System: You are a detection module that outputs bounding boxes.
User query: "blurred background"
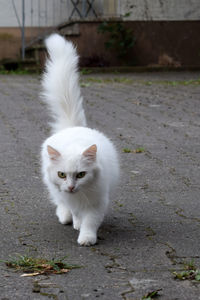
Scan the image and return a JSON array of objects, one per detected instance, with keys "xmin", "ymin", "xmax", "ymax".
[{"xmin": 0, "ymin": 0, "xmax": 200, "ymax": 70}]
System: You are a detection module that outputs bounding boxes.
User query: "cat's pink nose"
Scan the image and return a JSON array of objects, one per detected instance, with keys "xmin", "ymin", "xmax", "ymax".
[{"xmin": 68, "ymin": 186, "xmax": 75, "ymax": 192}]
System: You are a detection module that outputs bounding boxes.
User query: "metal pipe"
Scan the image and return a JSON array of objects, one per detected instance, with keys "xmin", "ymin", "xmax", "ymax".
[
  {"xmin": 45, "ymin": 0, "xmax": 48, "ymax": 27},
  {"xmin": 21, "ymin": 0, "xmax": 25, "ymax": 60},
  {"xmin": 53, "ymin": 0, "xmax": 55, "ymax": 26},
  {"xmin": 82, "ymin": 0, "xmax": 86, "ymax": 18},
  {"xmin": 38, "ymin": 0, "xmax": 40, "ymax": 27},
  {"xmin": 31, "ymin": 0, "xmax": 33, "ymax": 27}
]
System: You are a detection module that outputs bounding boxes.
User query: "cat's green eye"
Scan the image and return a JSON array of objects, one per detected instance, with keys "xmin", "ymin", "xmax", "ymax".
[
  {"xmin": 58, "ymin": 171, "xmax": 67, "ymax": 179},
  {"xmin": 76, "ymin": 171, "xmax": 86, "ymax": 179}
]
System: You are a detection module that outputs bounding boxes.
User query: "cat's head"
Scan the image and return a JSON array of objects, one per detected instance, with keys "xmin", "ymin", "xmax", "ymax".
[{"xmin": 46, "ymin": 144, "xmax": 98, "ymax": 193}]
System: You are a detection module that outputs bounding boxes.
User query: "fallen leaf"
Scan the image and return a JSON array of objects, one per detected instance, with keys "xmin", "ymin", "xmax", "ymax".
[
  {"xmin": 21, "ymin": 272, "xmax": 40, "ymax": 277},
  {"xmin": 60, "ymin": 269, "xmax": 69, "ymax": 273}
]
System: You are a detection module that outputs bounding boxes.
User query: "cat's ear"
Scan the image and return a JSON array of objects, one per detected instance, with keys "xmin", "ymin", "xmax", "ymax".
[
  {"xmin": 83, "ymin": 144, "xmax": 97, "ymax": 162},
  {"xmin": 47, "ymin": 145, "xmax": 61, "ymax": 161}
]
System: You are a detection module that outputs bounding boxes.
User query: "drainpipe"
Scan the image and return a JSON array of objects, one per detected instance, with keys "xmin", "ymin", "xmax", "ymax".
[
  {"xmin": 21, "ymin": 0, "xmax": 25, "ymax": 60},
  {"xmin": 82, "ymin": 0, "xmax": 86, "ymax": 18}
]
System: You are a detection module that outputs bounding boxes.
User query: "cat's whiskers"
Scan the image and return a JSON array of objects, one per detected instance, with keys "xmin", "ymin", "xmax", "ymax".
[{"xmin": 84, "ymin": 185, "xmax": 96, "ymax": 192}]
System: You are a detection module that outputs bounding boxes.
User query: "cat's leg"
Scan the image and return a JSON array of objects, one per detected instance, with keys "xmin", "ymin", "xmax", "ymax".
[
  {"xmin": 77, "ymin": 210, "xmax": 104, "ymax": 246},
  {"xmin": 72, "ymin": 215, "xmax": 81, "ymax": 231},
  {"xmin": 56, "ymin": 203, "xmax": 72, "ymax": 225},
  {"xmin": 48, "ymin": 185, "xmax": 72, "ymax": 225}
]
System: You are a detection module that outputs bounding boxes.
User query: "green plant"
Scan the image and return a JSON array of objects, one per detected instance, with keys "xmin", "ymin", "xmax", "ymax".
[
  {"xmin": 81, "ymin": 68, "xmax": 92, "ymax": 75},
  {"xmin": 98, "ymin": 21, "xmax": 135, "ymax": 59},
  {"xmin": 122, "ymin": 148, "xmax": 132, "ymax": 153},
  {"xmin": 0, "ymin": 65, "xmax": 32, "ymax": 75},
  {"xmin": 142, "ymin": 289, "xmax": 162, "ymax": 299},
  {"xmin": 134, "ymin": 147, "xmax": 145, "ymax": 153},
  {"xmin": 173, "ymin": 269, "xmax": 200, "ymax": 281},
  {"xmin": 122, "ymin": 147, "xmax": 145, "ymax": 153},
  {"xmin": 0, "ymin": 254, "xmax": 80, "ymax": 276},
  {"xmin": 172, "ymin": 260, "xmax": 200, "ymax": 282}
]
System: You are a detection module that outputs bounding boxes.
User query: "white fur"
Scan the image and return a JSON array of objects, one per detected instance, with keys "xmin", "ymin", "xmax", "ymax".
[
  {"xmin": 41, "ymin": 34, "xmax": 119, "ymax": 246},
  {"xmin": 41, "ymin": 33, "xmax": 86, "ymax": 133}
]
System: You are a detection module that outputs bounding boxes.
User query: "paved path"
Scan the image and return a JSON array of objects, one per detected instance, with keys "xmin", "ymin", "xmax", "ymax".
[{"xmin": 0, "ymin": 72, "xmax": 200, "ymax": 299}]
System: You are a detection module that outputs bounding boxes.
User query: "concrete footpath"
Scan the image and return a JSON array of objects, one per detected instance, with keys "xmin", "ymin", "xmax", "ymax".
[{"xmin": 0, "ymin": 72, "xmax": 200, "ymax": 299}]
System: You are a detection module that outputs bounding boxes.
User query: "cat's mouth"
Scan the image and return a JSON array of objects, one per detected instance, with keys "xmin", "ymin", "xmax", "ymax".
[
  {"xmin": 67, "ymin": 190, "xmax": 75, "ymax": 194},
  {"xmin": 65, "ymin": 187, "xmax": 77, "ymax": 194}
]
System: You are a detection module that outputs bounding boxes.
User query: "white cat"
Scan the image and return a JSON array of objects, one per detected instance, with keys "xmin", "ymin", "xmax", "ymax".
[{"xmin": 41, "ymin": 34, "xmax": 119, "ymax": 246}]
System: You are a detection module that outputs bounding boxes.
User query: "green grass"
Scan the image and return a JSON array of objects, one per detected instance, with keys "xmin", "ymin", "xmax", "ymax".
[
  {"xmin": 0, "ymin": 254, "xmax": 80, "ymax": 276},
  {"xmin": 141, "ymin": 289, "xmax": 162, "ymax": 299},
  {"xmin": 0, "ymin": 68, "xmax": 33, "ymax": 75},
  {"xmin": 80, "ymin": 82, "xmax": 91, "ymax": 88},
  {"xmin": 81, "ymin": 68, "xmax": 93, "ymax": 75},
  {"xmin": 172, "ymin": 260, "xmax": 200, "ymax": 282},
  {"xmin": 122, "ymin": 148, "xmax": 132, "ymax": 153},
  {"xmin": 80, "ymin": 76, "xmax": 200, "ymax": 86},
  {"xmin": 122, "ymin": 147, "xmax": 145, "ymax": 153},
  {"xmin": 81, "ymin": 77, "xmax": 133, "ymax": 85},
  {"xmin": 134, "ymin": 147, "xmax": 145, "ymax": 153},
  {"xmin": 173, "ymin": 269, "xmax": 200, "ymax": 281},
  {"xmin": 1, "ymin": 68, "xmax": 199, "ymax": 87},
  {"xmin": 144, "ymin": 79, "xmax": 200, "ymax": 86}
]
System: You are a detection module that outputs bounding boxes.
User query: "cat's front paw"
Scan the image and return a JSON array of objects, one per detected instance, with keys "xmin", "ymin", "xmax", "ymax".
[
  {"xmin": 73, "ymin": 221, "xmax": 81, "ymax": 231},
  {"xmin": 56, "ymin": 206, "xmax": 72, "ymax": 225},
  {"xmin": 77, "ymin": 232, "xmax": 97, "ymax": 246},
  {"xmin": 73, "ymin": 216, "xmax": 81, "ymax": 231}
]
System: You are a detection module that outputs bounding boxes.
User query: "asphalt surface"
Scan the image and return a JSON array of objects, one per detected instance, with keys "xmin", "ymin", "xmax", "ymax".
[{"xmin": 0, "ymin": 72, "xmax": 200, "ymax": 300}]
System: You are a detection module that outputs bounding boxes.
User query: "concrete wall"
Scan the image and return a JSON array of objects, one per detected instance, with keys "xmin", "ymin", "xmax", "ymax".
[
  {"xmin": 67, "ymin": 21, "xmax": 200, "ymax": 68},
  {"xmin": 0, "ymin": 0, "xmax": 199, "ymax": 28},
  {"xmin": 0, "ymin": 0, "xmax": 105, "ymax": 27},
  {"xmin": 0, "ymin": 27, "xmax": 49, "ymax": 61},
  {"xmin": 1, "ymin": 20, "xmax": 200, "ymax": 67},
  {"xmin": 0, "ymin": 0, "xmax": 199, "ymax": 65},
  {"xmin": 121, "ymin": 0, "xmax": 200, "ymax": 21},
  {"xmin": 0, "ymin": 0, "xmax": 70, "ymax": 27}
]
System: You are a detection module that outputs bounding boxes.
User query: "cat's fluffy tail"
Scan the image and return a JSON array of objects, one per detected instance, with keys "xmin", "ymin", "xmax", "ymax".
[{"xmin": 41, "ymin": 33, "xmax": 86, "ymax": 132}]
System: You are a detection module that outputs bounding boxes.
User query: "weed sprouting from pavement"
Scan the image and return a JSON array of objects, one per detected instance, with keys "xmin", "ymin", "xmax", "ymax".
[
  {"xmin": 122, "ymin": 148, "xmax": 132, "ymax": 153},
  {"xmin": 0, "ymin": 254, "xmax": 81, "ymax": 276},
  {"xmin": 172, "ymin": 260, "xmax": 200, "ymax": 282},
  {"xmin": 141, "ymin": 288, "xmax": 162, "ymax": 299},
  {"xmin": 122, "ymin": 147, "xmax": 145, "ymax": 153}
]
